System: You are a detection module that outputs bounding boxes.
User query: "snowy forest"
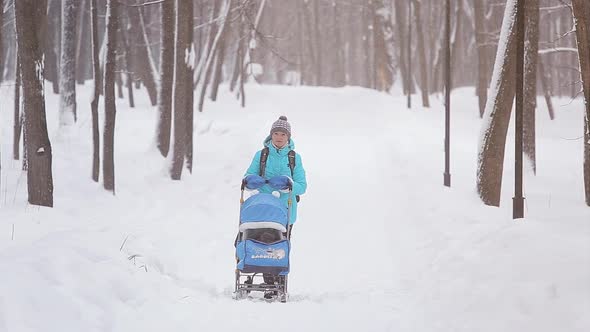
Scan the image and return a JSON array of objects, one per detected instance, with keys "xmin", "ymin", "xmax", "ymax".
[{"xmin": 0, "ymin": 0, "xmax": 589, "ymax": 331}]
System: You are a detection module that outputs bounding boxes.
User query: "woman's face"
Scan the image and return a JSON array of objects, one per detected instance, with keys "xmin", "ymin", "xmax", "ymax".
[{"xmin": 271, "ymin": 131, "xmax": 288, "ymax": 148}]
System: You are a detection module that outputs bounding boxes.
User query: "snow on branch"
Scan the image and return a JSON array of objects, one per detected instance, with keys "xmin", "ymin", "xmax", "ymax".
[
  {"xmin": 538, "ymin": 47, "xmax": 578, "ymax": 55},
  {"xmin": 116, "ymin": 0, "xmax": 171, "ymax": 7}
]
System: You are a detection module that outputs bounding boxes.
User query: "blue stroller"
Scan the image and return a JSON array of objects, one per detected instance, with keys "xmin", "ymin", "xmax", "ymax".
[{"xmin": 234, "ymin": 176, "xmax": 293, "ymax": 302}]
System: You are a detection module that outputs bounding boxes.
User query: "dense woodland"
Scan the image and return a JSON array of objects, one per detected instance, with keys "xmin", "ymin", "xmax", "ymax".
[{"xmin": 0, "ymin": 0, "xmax": 588, "ymax": 209}]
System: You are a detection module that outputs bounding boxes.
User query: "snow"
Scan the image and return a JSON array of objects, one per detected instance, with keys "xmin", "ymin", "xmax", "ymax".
[
  {"xmin": 185, "ymin": 44, "xmax": 196, "ymax": 70},
  {"xmin": 0, "ymin": 82, "xmax": 589, "ymax": 332}
]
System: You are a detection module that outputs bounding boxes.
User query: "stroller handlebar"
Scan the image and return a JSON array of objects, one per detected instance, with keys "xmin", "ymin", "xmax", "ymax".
[{"xmin": 242, "ymin": 175, "xmax": 293, "ymax": 192}]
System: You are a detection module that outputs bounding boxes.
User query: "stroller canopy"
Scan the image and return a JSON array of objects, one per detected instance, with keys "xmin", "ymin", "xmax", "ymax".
[{"xmin": 240, "ymin": 193, "xmax": 288, "ymax": 230}]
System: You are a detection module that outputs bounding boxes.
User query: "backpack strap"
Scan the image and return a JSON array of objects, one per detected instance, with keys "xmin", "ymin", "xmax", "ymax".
[
  {"xmin": 259, "ymin": 147, "xmax": 270, "ymax": 177},
  {"xmin": 288, "ymin": 150, "xmax": 301, "ymax": 202},
  {"xmin": 288, "ymin": 150, "xmax": 296, "ymax": 177}
]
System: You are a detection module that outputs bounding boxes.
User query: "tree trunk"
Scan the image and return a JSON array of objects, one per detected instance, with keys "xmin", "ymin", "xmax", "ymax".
[
  {"xmin": 230, "ymin": 2, "xmax": 248, "ymax": 92},
  {"xmin": 15, "ymin": 0, "xmax": 54, "ymax": 207},
  {"xmin": 474, "ymin": 0, "xmax": 488, "ymax": 118},
  {"xmin": 345, "ymin": 2, "xmax": 357, "ymax": 85},
  {"xmin": 450, "ymin": 0, "xmax": 464, "ymax": 77},
  {"xmin": 229, "ymin": 43, "xmax": 241, "ymax": 92},
  {"xmin": 59, "ymin": 0, "xmax": 79, "ymax": 126},
  {"xmin": 301, "ymin": 0, "xmax": 317, "ymax": 86},
  {"xmin": 394, "ymin": 0, "xmax": 410, "ymax": 94},
  {"xmin": 183, "ymin": 0, "xmax": 195, "ymax": 174},
  {"xmin": 126, "ymin": 1, "xmax": 157, "ymax": 106},
  {"xmin": 372, "ymin": 0, "xmax": 395, "ymax": 92},
  {"xmin": 407, "ymin": 0, "xmax": 412, "ymax": 107},
  {"xmin": 119, "ymin": 18, "xmax": 135, "ymax": 108},
  {"xmin": 209, "ymin": 40, "xmax": 227, "ymax": 102},
  {"xmin": 412, "ymin": 0, "xmax": 430, "ymax": 107},
  {"xmin": 332, "ymin": 2, "xmax": 345, "ymax": 87},
  {"xmin": 198, "ymin": 0, "xmax": 231, "ymax": 112},
  {"xmin": 103, "ymin": 0, "xmax": 118, "ymax": 193},
  {"xmin": 156, "ymin": 0, "xmax": 175, "ymax": 157},
  {"xmin": 44, "ymin": 0, "xmax": 60, "ymax": 94},
  {"xmin": 312, "ymin": 0, "xmax": 322, "ymax": 85},
  {"xmin": 14, "ymin": 55, "xmax": 22, "ymax": 160},
  {"xmin": 0, "ymin": 0, "xmax": 4, "ymax": 82},
  {"xmin": 210, "ymin": 1, "xmax": 234, "ymax": 102},
  {"xmin": 477, "ymin": 0, "xmax": 518, "ymax": 207},
  {"xmin": 238, "ymin": 5, "xmax": 248, "ymax": 107},
  {"xmin": 90, "ymin": 0, "xmax": 100, "ymax": 182},
  {"xmin": 537, "ymin": 59, "xmax": 555, "ymax": 120},
  {"xmin": 362, "ymin": 2, "xmax": 373, "ymax": 89},
  {"xmin": 523, "ymin": 0, "xmax": 539, "ymax": 174},
  {"xmin": 195, "ymin": 0, "xmax": 222, "ymax": 85},
  {"xmin": 430, "ymin": 25, "xmax": 445, "ymax": 94},
  {"xmin": 571, "ymin": 0, "xmax": 590, "ymax": 206},
  {"xmin": 116, "ymin": 71, "xmax": 124, "ymax": 99},
  {"xmin": 76, "ymin": 0, "xmax": 88, "ymax": 84},
  {"xmin": 170, "ymin": 0, "xmax": 194, "ymax": 180}
]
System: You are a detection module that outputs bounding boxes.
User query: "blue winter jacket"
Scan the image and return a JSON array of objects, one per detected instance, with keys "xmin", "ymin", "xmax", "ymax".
[{"xmin": 245, "ymin": 136, "xmax": 307, "ymax": 224}]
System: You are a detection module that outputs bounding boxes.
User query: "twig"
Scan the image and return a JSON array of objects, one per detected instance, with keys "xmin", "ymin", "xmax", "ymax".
[
  {"xmin": 560, "ymin": 135, "xmax": 584, "ymax": 141},
  {"xmin": 119, "ymin": 234, "xmax": 130, "ymax": 251}
]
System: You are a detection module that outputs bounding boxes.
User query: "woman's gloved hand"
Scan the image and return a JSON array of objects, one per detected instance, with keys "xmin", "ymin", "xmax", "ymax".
[
  {"xmin": 243, "ymin": 174, "xmax": 266, "ymax": 189},
  {"xmin": 268, "ymin": 175, "xmax": 293, "ymax": 192}
]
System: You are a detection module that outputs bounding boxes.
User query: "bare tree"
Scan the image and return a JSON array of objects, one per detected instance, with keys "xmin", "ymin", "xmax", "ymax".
[
  {"xmin": 210, "ymin": 0, "xmax": 235, "ymax": 102},
  {"xmin": 45, "ymin": 0, "xmax": 61, "ymax": 94},
  {"xmin": 372, "ymin": 0, "xmax": 395, "ymax": 92},
  {"xmin": 126, "ymin": 1, "xmax": 158, "ymax": 106},
  {"xmin": 195, "ymin": 0, "xmax": 222, "ymax": 85},
  {"xmin": 474, "ymin": 0, "xmax": 488, "ymax": 117},
  {"xmin": 198, "ymin": 0, "xmax": 232, "ymax": 112},
  {"xmin": 75, "ymin": 0, "xmax": 89, "ymax": 84},
  {"xmin": 170, "ymin": 0, "xmax": 195, "ymax": 180},
  {"xmin": 156, "ymin": 0, "xmax": 175, "ymax": 157},
  {"xmin": 477, "ymin": 0, "xmax": 518, "ymax": 207},
  {"xmin": 90, "ymin": 0, "xmax": 100, "ymax": 182},
  {"xmin": 523, "ymin": 0, "xmax": 539, "ymax": 173},
  {"xmin": 412, "ymin": 0, "xmax": 430, "ymax": 107},
  {"xmin": 230, "ymin": 0, "xmax": 250, "ymax": 96},
  {"xmin": 59, "ymin": 0, "xmax": 79, "ymax": 126},
  {"xmin": 571, "ymin": 0, "xmax": 590, "ymax": 206},
  {"xmin": 119, "ymin": 14, "xmax": 135, "ymax": 108},
  {"xmin": 13, "ymin": 55, "xmax": 22, "ymax": 160},
  {"xmin": 537, "ymin": 59, "xmax": 555, "ymax": 120},
  {"xmin": 15, "ymin": 0, "xmax": 54, "ymax": 207},
  {"xmin": 394, "ymin": 0, "xmax": 410, "ymax": 94},
  {"xmin": 103, "ymin": 0, "xmax": 119, "ymax": 193},
  {"xmin": 332, "ymin": 1, "xmax": 345, "ymax": 87},
  {"xmin": 312, "ymin": 0, "xmax": 322, "ymax": 85},
  {"xmin": 0, "ymin": 0, "xmax": 4, "ymax": 82}
]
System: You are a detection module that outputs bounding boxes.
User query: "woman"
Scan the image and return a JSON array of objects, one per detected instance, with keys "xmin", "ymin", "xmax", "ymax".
[{"xmin": 244, "ymin": 115, "xmax": 307, "ymax": 229}]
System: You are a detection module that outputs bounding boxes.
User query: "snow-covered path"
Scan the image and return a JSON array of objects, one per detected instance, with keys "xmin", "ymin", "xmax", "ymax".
[{"xmin": 1, "ymin": 84, "xmax": 589, "ymax": 332}]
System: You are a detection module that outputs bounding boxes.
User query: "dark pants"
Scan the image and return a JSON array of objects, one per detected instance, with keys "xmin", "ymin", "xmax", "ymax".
[{"xmin": 263, "ymin": 225, "xmax": 293, "ymax": 285}]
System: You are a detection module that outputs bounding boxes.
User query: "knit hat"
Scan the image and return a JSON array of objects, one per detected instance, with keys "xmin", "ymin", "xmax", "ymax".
[{"xmin": 270, "ymin": 116, "xmax": 291, "ymax": 137}]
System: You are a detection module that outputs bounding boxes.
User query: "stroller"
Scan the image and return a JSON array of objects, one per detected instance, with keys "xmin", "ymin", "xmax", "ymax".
[{"xmin": 234, "ymin": 176, "xmax": 293, "ymax": 303}]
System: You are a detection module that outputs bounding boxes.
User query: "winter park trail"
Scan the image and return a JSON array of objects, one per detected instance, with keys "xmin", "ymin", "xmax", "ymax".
[{"xmin": 0, "ymin": 84, "xmax": 588, "ymax": 332}]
